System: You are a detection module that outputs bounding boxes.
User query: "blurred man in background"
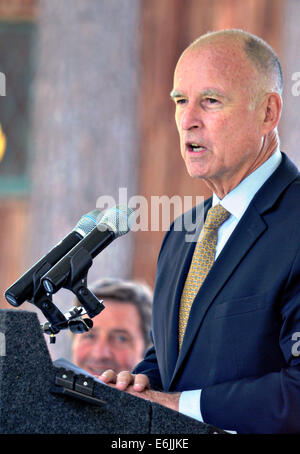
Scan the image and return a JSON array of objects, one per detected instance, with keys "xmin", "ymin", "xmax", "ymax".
[{"xmin": 72, "ymin": 278, "xmax": 152, "ymax": 375}]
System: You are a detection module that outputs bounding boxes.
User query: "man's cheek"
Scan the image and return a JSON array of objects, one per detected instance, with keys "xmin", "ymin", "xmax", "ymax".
[
  {"xmin": 175, "ymin": 113, "xmax": 183, "ymax": 134},
  {"xmin": 74, "ymin": 345, "xmax": 89, "ymax": 364}
]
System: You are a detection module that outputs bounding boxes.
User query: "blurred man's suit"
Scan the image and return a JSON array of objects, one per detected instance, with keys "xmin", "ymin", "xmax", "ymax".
[{"xmin": 134, "ymin": 152, "xmax": 300, "ymax": 433}]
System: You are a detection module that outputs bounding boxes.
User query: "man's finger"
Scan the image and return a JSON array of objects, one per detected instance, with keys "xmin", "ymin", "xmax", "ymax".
[
  {"xmin": 98, "ymin": 369, "xmax": 117, "ymax": 384},
  {"xmin": 115, "ymin": 371, "xmax": 135, "ymax": 390},
  {"xmin": 132, "ymin": 373, "xmax": 150, "ymax": 392}
]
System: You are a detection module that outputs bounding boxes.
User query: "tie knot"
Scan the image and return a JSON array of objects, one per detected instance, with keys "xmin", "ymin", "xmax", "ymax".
[{"xmin": 204, "ymin": 204, "xmax": 230, "ymax": 230}]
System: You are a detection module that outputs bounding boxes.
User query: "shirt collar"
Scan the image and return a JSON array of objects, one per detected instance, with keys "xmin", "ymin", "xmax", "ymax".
[{"xmin": 212, "ymin": 148, "xmax": 282, "ymax": 221}]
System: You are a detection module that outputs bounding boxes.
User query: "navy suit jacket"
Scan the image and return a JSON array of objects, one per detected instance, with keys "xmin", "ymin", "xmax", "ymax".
[{"xmin": 133, "ymin": 152, "xmax": 300, "ymax": 433}]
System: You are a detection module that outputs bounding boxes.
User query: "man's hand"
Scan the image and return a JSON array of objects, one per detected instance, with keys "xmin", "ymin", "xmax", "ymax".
[
  {"xmin": 99, "ymin": 370, "xmax": 181, "ymax": 412},
  {"xmin": 99, "ymin": 369, "xmax": 150, "ymax": 392}
]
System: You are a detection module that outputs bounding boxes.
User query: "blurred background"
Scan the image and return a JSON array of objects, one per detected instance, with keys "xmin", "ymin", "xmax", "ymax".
[{"xmin": 0, "ymin": 0, "xmax": 299, "ymax": 360}]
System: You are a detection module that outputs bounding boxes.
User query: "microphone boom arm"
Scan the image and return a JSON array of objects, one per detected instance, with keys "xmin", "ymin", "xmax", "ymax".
[{"xmin": 33, "ymin": 247, "xmax": 105, "ymax": 343}]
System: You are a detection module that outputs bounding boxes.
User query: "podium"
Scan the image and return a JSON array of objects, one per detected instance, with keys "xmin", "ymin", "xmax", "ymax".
[{"xmin": 0, "ymin": 309, "xmax": 224, "ymax": 434}]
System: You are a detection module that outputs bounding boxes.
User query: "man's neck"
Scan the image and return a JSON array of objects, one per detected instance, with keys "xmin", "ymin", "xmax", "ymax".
[{"xmin": 204, "ymin": 132, "xmax": 280, "ymax": 199}]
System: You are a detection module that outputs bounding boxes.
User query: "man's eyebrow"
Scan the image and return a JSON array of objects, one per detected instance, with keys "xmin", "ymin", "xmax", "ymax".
[
  {"xmin": 201, "ymin": 88, "xmax": 226, "ymax": 98},
  {"xmin": 170, "ymin": 88, "xmax": 226, "ymax": 99},
  {"xmin": 170, "ymin": 89, "xmax": 184, "ymax": 99},
  {"xmin": 109, "ymin": 329, "xmax": 131, "ymax": 336},
  {"xmin": 110, "ymin": 329, "xmax": 132, "ymax": 339}
]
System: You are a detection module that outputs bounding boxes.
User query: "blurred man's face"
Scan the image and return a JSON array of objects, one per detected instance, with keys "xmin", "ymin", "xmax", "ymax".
[{"xmin": 72, "ymin": 299, "xmax": 145, "ymax": 375}]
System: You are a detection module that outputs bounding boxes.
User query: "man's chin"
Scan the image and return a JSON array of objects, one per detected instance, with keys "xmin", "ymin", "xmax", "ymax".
[
  {"xmin": 187, "ymin": 168, "xmax": 207, "ymax": 179},
  {"xmin": 185, "ymin": 161, "xmax": 208, "ymax": 179}
]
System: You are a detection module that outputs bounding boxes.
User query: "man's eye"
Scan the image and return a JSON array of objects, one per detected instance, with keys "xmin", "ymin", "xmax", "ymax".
[
  {"xmin": 175, "ymin": 98, "xmax": 187, "ymax": 105},
  {"xmin": 204, "ymin": 97, "xmax": 219, "ymax": 104},
  {"xmin": 110, "ymin": 333, "xmax": 131, "ymax": 347}
]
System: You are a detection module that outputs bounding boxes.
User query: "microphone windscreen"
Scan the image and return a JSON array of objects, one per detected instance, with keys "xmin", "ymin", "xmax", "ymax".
[{"xmin": 99, "ymin": 205, "xmax": 136, "ymax": 237}]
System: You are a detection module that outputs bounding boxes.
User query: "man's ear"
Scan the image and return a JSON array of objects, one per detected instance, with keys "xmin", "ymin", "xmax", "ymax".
[{"xmin": 261, "ymin": 92, "xmax": 282, "ymax": 135}]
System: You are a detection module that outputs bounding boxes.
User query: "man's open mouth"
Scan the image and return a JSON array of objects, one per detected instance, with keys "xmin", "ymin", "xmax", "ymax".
[{"xmin": 187, "ymin": 142, "xmax": 206, "ymax": 152}]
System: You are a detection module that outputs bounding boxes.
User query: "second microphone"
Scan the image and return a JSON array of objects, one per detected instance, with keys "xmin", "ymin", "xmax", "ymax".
[{"xmin": 42, "ymin": 205, "xmax": 135, "ymax": 294}]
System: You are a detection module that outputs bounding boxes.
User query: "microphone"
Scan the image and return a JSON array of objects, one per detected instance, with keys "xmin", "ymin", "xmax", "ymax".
[
  {"xmin": 42, "ymin": 205, "xmax": 135, "ymax": 295},
  {"xmin": 5, "ymin": 209, "xmax": 102, "ymax": 307}
]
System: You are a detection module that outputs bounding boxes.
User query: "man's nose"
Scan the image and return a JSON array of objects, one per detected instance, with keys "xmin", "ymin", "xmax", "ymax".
[
  {"xmin": 181, "ymin": 104, "xmax": 203, "ymax": 130},
  {"xmin": 91, "ymin": 337, "xmax": 113, "ymax": 359}
]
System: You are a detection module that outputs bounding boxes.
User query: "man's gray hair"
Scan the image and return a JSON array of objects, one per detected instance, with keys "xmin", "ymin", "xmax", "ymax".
[{"xmin": 75, "ymin": 278, "xmax": 153, "ymax": 351}]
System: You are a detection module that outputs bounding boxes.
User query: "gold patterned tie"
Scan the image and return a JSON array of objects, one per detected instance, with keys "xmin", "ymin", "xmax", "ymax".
[{"xmin": 178, "ymin": 204, "xmax": 230, "ymax": 349}]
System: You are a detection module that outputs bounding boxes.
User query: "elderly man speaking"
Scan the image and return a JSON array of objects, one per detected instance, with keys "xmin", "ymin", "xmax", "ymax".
[{"xmin": 100, "ymin": 29, "xmax": 300, "ymax": 434}]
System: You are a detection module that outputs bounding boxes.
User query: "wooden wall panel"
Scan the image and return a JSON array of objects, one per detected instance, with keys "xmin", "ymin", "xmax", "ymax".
[
  {"xmin": 0, "ymin": 199, "xmax": 29, "ymax": 308},
  {"xmin": 0, "ymin": 0, "xmax": 37, "ymax": 308},
  {"xmin": 0, "ymin": 0, "xmax": 38, "ymax": 20},
  {"xmin": 133, "ymin": 0, "xmax": 285, "ymax": 288}
]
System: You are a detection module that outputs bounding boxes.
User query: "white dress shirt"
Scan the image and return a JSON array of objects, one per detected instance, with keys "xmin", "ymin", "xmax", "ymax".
[{"xmin": 178, "ymin": 149, "xmax": 282, "ymax": 424}]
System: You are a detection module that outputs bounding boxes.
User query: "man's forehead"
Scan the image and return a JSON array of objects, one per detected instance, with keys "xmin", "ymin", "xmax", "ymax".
[
  {"xmin": 176, "ymin": 42, "xmax": 249, "ymax": 74},
  {"xmin": 173, "ymin": 42, "xmax": 257, "ymax": 95}
]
